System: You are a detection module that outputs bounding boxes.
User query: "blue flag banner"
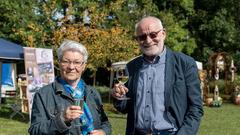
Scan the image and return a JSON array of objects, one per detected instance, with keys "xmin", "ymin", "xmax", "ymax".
[{"xmin": 1, "ymin": 63, "xmax": 13, "ymax": 86}]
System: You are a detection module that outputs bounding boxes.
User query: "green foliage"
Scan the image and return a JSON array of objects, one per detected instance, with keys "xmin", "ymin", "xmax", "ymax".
[
  {"xmin": 0, "ymin": 0, "xmax": 141, "ymax": 73},
  {"xmin": 233, "ymin": 75, "xmax": 240, "ymax": 86},
  {"xmin": 180, "ymin": 0, "xmax": 194, "ymax": 15},
  {"xmin": 192, "ymin": 0, "xmax": 240, "ymax": 64},
  {"xmin": 94, "ymin": 86, "xmax": 110, "ymax": 93},
  {"xmin": 0, "ymin": 0, "xmax": 37, "ymax": 42},
  {"xmin": 208, "ymin": 79, "xmax": 225, "ymax": 93},
  {"xmin": 199, "ymin": 9, "xmax": 237, "ymax": 51},
  {"xmin": 160, "ymin": 12, "xmax": 197, "ymax": 54},
  {"xmin": 232, "ymin": 52, "xmax": 240, "ymax": 74},
  {"xmin": 2, "ymin": 0, "xmax": 240, "ymax": 84}
]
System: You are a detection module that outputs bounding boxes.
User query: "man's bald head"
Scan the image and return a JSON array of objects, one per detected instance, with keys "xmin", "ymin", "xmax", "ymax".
[{"xmin": 135, "ymin": 16, "xmax": 164, "ymax": 34}]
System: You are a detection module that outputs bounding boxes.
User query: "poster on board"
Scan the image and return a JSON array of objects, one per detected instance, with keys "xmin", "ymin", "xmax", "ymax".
[{"xmin": 24, "ymin": 47, "xmax": 55, "ymax": 117}]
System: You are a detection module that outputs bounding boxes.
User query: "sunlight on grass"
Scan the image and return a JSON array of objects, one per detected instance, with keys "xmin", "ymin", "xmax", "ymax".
[
  {"xmin": 0, "ymin": 118, "xmax": 29, "ymax": 135},
  {"xmin": 198, "ymin": 103, "xmax": 240, "ymax": 135},
  {"xmin": 108, "ymin": 113, "xmax": 127, "ymax": 135}
]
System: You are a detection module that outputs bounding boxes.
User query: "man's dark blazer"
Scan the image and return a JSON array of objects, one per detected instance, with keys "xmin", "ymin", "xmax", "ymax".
[{"xmin": 114, "ymin": 48, "xmax": 204, "ymax": 135}]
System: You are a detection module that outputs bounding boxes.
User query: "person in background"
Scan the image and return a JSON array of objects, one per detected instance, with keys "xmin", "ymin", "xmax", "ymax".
[
  {"xmin": 112, "ymin": 16, "xmax": 203, "ymax": 135},
  {"xmin": 29, "ymin": 39, "xmax": 111, "ymax": 135}
]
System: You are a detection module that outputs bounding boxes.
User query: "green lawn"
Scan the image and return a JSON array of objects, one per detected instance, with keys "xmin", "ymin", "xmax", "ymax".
[
  {"xmin": 0, "ymin": 104, "xmax": 29, "ymax": 135},
  {"xmin": 198, "ymin": 103, "xmax": 240, "ymax": 135},
  {"xmin": 0, "ymin": 102, "xmax": 240, "ymax": 135}
]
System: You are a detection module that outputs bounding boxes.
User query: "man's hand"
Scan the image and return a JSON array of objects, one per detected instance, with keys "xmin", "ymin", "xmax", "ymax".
[{"xmin": 111, "ymin": 83, "xmax": 129, "ymax": 99}]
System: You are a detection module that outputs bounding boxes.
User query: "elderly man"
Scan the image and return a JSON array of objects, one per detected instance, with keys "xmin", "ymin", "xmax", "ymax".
[{"xmin": 112, "ymin": 16, "xmax": 203, "ymax": 135}]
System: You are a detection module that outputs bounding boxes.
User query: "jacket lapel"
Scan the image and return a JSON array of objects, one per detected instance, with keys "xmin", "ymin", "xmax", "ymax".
[
  {"xmin": 132, "ymin": 57, "xmax": 143, "ymax": 95},
  {"xmin": 54, "ymin": 80, "xmax": 73, "ymax": 101},
  {"xmin": 164, "ymin": 49, "xmax": 175, "ymax": 107}
]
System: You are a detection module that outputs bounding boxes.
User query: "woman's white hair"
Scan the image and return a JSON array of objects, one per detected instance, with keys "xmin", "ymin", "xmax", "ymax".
[{"xmin": 57, "ymin": 39, "xmax": 88, "ymax": 62}]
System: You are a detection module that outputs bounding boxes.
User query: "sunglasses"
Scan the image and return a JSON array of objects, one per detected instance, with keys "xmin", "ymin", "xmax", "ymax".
[{"xmin": 136, "ymin": 29, "xmax": 163, "ymax": 41}]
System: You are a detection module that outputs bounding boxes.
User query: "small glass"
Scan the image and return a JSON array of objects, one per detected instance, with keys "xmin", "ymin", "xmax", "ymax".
[
  {"xmin": 115, "ymin": 68, "xmax": 130, "ymax": 100},
  {"xmin": 73, "ymin": 98, "xmax": 84, "ymax": 126},
  {"xmin": 73, "ymin": 98, "xmax": 84, "ymax": 109}
]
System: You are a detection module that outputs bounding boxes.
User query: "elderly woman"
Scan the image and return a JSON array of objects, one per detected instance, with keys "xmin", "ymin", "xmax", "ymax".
[{"xmin": 29, "ymin": 39, "xmax": 111, "ymax": 135}]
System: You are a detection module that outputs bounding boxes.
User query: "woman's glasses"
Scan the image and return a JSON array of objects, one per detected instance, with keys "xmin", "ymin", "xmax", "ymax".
[
  {"xmin": 60, "ymin": 60, "xmax": 85, "ymax": 67},
  {"xmin": 136, "ymin": 29, "xmax": 164, "ymax": 41}
]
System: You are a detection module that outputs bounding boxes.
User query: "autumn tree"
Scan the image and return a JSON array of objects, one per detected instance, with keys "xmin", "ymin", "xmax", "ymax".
[{"xmin": 5, "ymin": 0, "xmax": 238, "ymax": 84}]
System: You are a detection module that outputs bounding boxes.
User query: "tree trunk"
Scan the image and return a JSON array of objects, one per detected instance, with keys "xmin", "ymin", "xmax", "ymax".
[{"xmin": 93, "ymin": 70, "xmax": 96, "ymax": 87}]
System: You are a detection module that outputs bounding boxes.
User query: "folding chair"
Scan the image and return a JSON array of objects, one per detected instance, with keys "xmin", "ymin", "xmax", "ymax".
[
  {"xmin": 3, "ymin": 90, "xmax": 26, "ymax": 120},
  {"xmin": 8, "ymin": 103, "xmax": 25, "ymax": 120}
]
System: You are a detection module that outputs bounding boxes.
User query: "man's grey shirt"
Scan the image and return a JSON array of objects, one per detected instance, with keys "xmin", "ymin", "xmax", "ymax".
[{"xmin": 135, "ymin": 48, "xmax": 174, "ymax": 131}]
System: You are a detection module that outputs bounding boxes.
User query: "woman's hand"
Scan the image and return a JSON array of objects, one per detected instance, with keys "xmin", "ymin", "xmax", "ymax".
[
  {"xmin": 89, "ymin": 130, "xmax": 106, "ymax": 135},
  {"xmin": 64, "ymin": 105, "xmax": 83, "ymax": 122}
]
